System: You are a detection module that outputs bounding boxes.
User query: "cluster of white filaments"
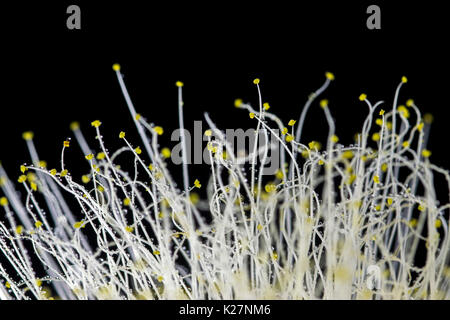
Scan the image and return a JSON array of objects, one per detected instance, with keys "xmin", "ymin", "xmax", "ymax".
[{"xmin": 0, "ymin": 66, "xmax": 449, "ymax": 300}]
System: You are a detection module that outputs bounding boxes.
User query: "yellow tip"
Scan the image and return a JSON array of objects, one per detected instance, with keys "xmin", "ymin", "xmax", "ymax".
[
  {"xmin": 325, "ymin": 72, "xmax": 335, "ymax": 81},
  {"xmin": 112, "ymin": 64, "xmax": 121, "ymax": 71},
  {"xmin": 253, "ymin": 78, "xmax": 260, "ymax": 85},
  {"xmin": 421, "ymin": 149, "xmax": 431, "ymax": 158},
  {"xmin": 423, "ymin": 113, "xmax": 433, "ymax": 124},
  {"xmin": 161, "ymin": 147, "xmax": 171, "ymax": 159},
  {"xmin": 176, "ymin": 81, "xmax": 184, "ymax": 87},
  {"xmin": 91, "ymin": 120, "xmax": 101, "ymax": 128},
  {"xmin": 154, "ymin": 126, "xmax": 164, "ymax": 135},
  {"xmin": 0, "ymin": 197, "xmax": 8, "ymax": 206},
  {"xmin": 401, "ymin": 76, "xmax": 408, "ymax": 83},
  {"xmin": 70, "ymin": 121, "xmax": 80, "ymax": 131},
  {"xmin": 359, "ymin": 93, "xmax": 367, "ymax": 101},
  {"xmin": 22, "ymin": 131, "xmax": 34, "ymax": 141},
  {"xmin": 319, "ymin": 99, "xmax": 328, "ymax": 109}
]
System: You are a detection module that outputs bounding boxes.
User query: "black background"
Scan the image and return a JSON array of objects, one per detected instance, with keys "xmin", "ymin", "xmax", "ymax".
[{"xmin": 1, "ymin": 1, "xmax": 449, "ymax": 191}]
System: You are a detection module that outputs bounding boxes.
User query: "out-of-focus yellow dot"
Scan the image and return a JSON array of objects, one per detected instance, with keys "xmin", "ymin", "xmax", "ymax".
[
  {"xmin": 161, "ymin": 148, "xmax": 171, "ymax": 159},
  {"xmin": 398, "ymin": 105, "xmax": 410, "ymax": 118},
  {"xmin": 0, "ymin": 197, "xmax": 8, "ymax": 206},
  {"xmin": 81, "ymin": 175, "xmax": 90, "ymax": 184},
  {"xmin": 308, "ymin": 141, "xmax": 321, "ymax": 150},
  {"xmin": 417, "ymin": 122, "xmax": 424, "ymax": 132},
  {"xmin": 176, "ymin": 81, "xmax": 184, "ymax": 87},
  {"xmin": 342, "ymin": 150, "xmax": 354, "ymax": 159},
  {"xmin": 73, "ymin": 221, "xmax": 84, "ymax": 229},
  {"xmin": 189, "ymin": 192, "xmax": 200, "ymax": 205},
  {"xmin": 265, "ymin": 183, "xmax": 276, "ymax": 193},
  {"xmin": 331, "ymin": 135, "xmax": 339, "ymax": 143},
  {"xmin": 253, "ymin": 78, "xmax": 260, "ymax": 85},
  {"xmin": 154, "ymin": 126, "xmax": 164, "ymax": 135},
  {"xmin": 112, "ymin": 63, "xmax": 121, "ymax": 71},
  {"xmin": 15, "ymin": 225, "xmax": 23, "ymax": 235},
  {"xmin": 70, "ymin": 121, "xmax": 80, "ymax": 131}
]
